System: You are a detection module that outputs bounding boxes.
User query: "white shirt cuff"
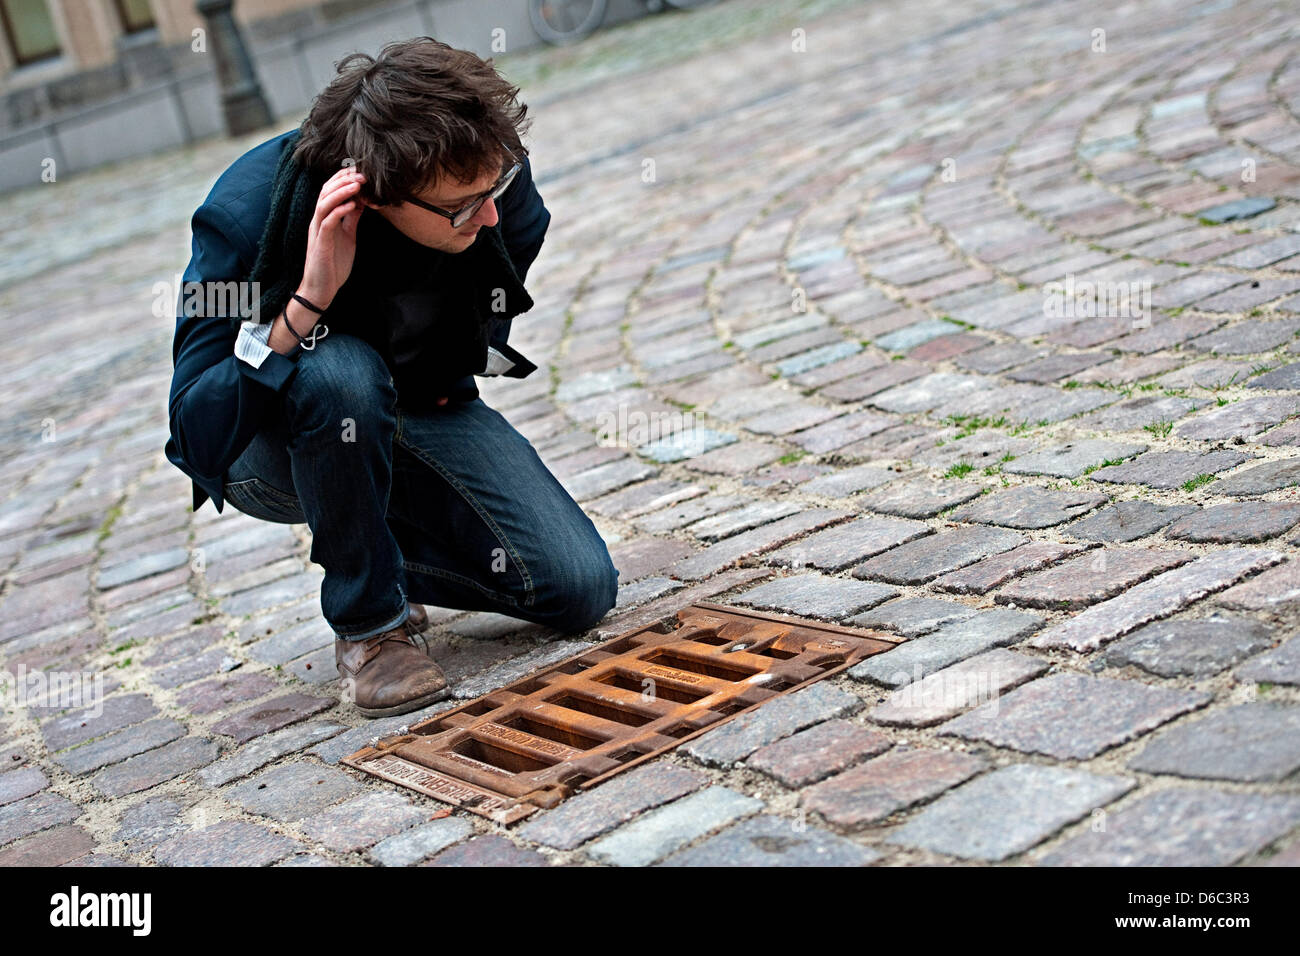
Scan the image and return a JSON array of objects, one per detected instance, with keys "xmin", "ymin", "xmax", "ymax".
[
  {"xmin": 235, "ymin": 320, "xmax": 276, "ymax": 369},
  {"xmin": 481, "ymin": 346, "xmax": 516, "ymax": 376}
]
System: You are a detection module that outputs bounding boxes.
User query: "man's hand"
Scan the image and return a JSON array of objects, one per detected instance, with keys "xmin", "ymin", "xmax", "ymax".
[
  {"xmin": 300, "ymin": 166, "xmax": 368, "ymax": 308},
  {"xmin": 266, "ymin": 167, "xmax": 368, "ymax": 355}
]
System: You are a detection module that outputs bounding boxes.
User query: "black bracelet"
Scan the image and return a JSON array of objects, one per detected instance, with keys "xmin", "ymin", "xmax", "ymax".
[
  {"xmin": 292, "ymin": 293, "xmax": 326, "ymax": 315},
  {"xmin": 282, "ymin": 299, "xmax": 329, "ymax": 351}
]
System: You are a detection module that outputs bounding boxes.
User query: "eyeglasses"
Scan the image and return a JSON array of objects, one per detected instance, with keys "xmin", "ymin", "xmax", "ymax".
[{"xmin": 401, "ymin": 144, "xmax": 522, "ymax": 228}]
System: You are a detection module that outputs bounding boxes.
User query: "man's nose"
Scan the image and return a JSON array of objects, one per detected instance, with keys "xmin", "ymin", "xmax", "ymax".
[{"xmin": 470, "ymin": 197, "xmax": 498, "ymax": 229}]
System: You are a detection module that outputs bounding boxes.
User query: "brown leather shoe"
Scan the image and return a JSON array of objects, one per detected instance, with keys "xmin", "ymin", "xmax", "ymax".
[
  {"xmin": 405, "ymin": 602, "xmax": 428, "ymax": 635},
  {"xmin": 403, "ymin": 603, "xmax": 435, "ymax": 655},
  {"xmin": 336, "ymin": 624, "xmax": 450, "ymax": 718}
]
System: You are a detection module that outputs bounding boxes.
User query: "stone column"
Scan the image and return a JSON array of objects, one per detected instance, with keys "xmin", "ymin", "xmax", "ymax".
[{"xmin": 195, "ymin": 0, "xmax": 273, "ymax": 136}]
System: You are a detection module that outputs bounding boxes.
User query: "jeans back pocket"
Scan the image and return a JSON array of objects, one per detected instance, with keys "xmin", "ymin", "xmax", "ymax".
[{"xmin": 222, "ymin": 477, "xmax": 305, "ymax": 524}]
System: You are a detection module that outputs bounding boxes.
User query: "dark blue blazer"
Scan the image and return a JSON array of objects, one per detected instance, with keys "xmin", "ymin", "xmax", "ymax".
[{"xmin": 164, "ymin": 128, "xmax": 550, "ymax": 515}]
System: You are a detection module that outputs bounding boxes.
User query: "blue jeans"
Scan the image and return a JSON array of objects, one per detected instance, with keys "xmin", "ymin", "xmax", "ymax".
[{"xmin": 220, "ymin": 333, "xmax": 619, "ymax": 642}]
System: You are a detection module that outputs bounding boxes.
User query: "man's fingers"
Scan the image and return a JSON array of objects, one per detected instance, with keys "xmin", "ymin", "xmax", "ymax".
[
  {"xmin": 316, "ymin": 179, "xmax": 363, "ymax": 218},
  {"xmin": 325, "ymin": 166, "xmax": 362, "ymax": 188},
  {"xmin": 320, "ymin": 201, "xmax": 356, "ymax": 230}
]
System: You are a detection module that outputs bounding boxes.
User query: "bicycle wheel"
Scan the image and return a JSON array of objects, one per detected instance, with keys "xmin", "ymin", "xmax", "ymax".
[{"xmin": 529, "ymin": 0, "xmax": 609, "ymax": 45}]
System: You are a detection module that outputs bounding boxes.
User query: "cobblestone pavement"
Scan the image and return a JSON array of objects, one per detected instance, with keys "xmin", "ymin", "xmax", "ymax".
[{"xmin": 3, "ymin": 0, "xmax": 1300, "ymax": 867}]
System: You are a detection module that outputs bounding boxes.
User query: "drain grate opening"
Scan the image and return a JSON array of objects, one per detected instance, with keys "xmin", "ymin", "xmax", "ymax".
[
  {"xmin": 449, "ymin": 738, "xmax": 555, "ymax": 774},
  {"xmin": 597, "ymin": 671, "xmax": 707, "ymax": 704},
  {"xmin": 643, "ymin": 650, "xmax": 757, "ymax": 683},
  {"xmin": 546, "ymin": 692, "xmax": 655, "ymax": 727},
  {"xmin": 691, "ymin": 633, "xmax": 731, "ymax": 646},
  {"xmin": 343, "ymin": 602, "xmax": 900, "ymax": 823},
  {"xmin": 660, "ymin": 723, "xmax": 696, "ymax": 739},
  {"xmin": 499, "ymin": 715, "xmax": 604, "ymax": 750}
]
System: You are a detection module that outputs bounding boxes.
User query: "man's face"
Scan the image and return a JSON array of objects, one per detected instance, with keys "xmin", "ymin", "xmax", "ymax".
[{"xmin": 365, "ymin": 161, "xmax": 502, "ymax": 253}]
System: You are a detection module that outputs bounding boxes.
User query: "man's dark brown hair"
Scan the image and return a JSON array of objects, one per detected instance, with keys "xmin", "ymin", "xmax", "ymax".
[{"xmin": 291, "ymin": 36, "xmax": 531, "ymax": 206}]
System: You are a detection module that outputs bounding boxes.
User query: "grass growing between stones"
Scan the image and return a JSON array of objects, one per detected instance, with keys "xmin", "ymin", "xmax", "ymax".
[
  {"xmin": 1182, "ymin": 472, "xmax": 1217, "ymax": 492},
  {"xmin": 941, "ymin": 413, "xmax": 1008, "ymax": 439}
]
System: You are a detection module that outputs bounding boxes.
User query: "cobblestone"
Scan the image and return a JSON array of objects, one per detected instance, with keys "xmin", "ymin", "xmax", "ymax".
[
  {"xmin": 0, "ymin": 825, "xmax": 97, "ymax": 866},
  {"xmin": 1211, "ymin": 459, "xmax": 1300, "ymax": 496},
  {"xmin": 1062, "ymin": 500, "xmax": 1197, "ymax": 542},
  {"xmin": 195, "ymin": 723, "xmax": 343, "ymax": 790},
  {"xmin": 1076, "ymin": 398, "xmax": 1205, "ymax": 435},
  {"xmin": 175, "ymin": 672, "xmax": 282, "ymax": 716},
  {"xmin": 1215, "ymin": 562, "xmax": 1300, "ymax": 613},
  {"xmin": 667, "ymin": 509, "xmax": 852, "ymax": 580},
  {"xmin": 369, "ymin": 818, "xmax": 474, "ymax": 866},
  {"xmin": 745, "ymin": 719, "xmax": 893, "ymax": 787},
  {"xmin": 869, "ymin": 650, "xmax": 1049, "ymax": 727},
  {"xmin": 518, "ymin": 763, "xmax": 706, "ymax": 850},
  {"xmin": 423, "ymin": 835, "xmax": 548, "ymax": 866},
  {"xmin": 452, "ymin": 640, "xmax": 596, "ymax": 699},
  {"xmin": 732, "ymin": 573, "xmax": 898, "ymax": 620},
  {"xmin": 88, "ymin": 736, "xmax": 219, "ymax": 800},
  {"xmin": 884, "ymin": 764, "xmax": 1135, "ymax": 861},
  {"xmin": 112, "ymin": 797, "xmax": 186, "ymax": 854},
  {"xmin": 1128, "ymin": 703, "xmax": 1300, "ymax": 782},
  {"xmin": 853, "ymin": 526, "xmax": 1027, "ymax": 584},
  {"xmin": 1164, "ymin": 501, "xmax": 1300, "ymax": 543},
  {"xmin": 849, "ymin": 596, "xmax": 979, "ymax": 639},
  {"xmin": 40, "ymin": 692, "xmax": 158, "ymax": 751},
  {"xmin": 1001, "ymin": 440, "xmax": 1147, "ymax": 478},
  {"xmin": 801, "ymin": 748, "xmax": 989, "ymax": 828},
  {"xmin": 995, "ymin": 548, "xmax": 1191, "ymax": 609},
  {"xmin": 683, "ymin": 683, "xmax": 863, "ymax": 768},
  {"xmin": 224, "ymin": 762, "xmax": 362, "ymax": 822},
  {"xmin": 766, "ymin": 515, "xmax": 932, "ymax": 571},
  {"xmin": 854, "ymin": 479, "xmax": 984, "ymax": 517},
  {"xmin": 586, "ymin": 787, "xmax": 764, "ymax": 867},
  {"xmin": 1248, "ymin": 362, "xmax": 1300, "ymax": 390},
  {"xmin": 299, "ymin": 792, "xmax": 429, "ymax": 853},
  {"xmin": 659, "ymin": 814, "xmax": 880, "ymax": 866},
  {"xmin": 55, "ymin": 719, "xmax": 187, "ymax": 776},
  {"xmin": 1090, "ymin": 449, "xmax": 1250, "ymax": 489},
  {"xmin": 1038, "ymin": 790, "xmax": 1300, "ymax": 866},
  {"xmin": 1235, "ymin": 635, "xmax": 1300, "ymax": 686},
  {"xmin": 931, "ymin": 541, "xmax": 1089, "ymax": 593},
  {"xmin": 681, "ymin": 441, "xmax": 786, "ymax": 476},
  {"xmin": 0, "ymin": 766, "xmax": 48, "ymax": 806},
  {"xmin": 1175, "ymin": 396, "xmax": 1300, "ymax": 440},
  {"xmin": 0, "ymin": 791, "xmax": 81, "ymax": 845},
  {"xmin": 1103, "ymin": 616, "xmax": 1275, "ymax": 677},
  {"xmin": 684, "ymin": 500, "xmax": 800, "ymax": 542},
  {"xmin": 1032, "ymin": 549, "xmax": 1285, "ymax": 651},
  {"xmin": 939, "ymin": 673, "xmax": 1211, "ymax": 758},
  {"xmin": 947, "ymin": 487, "xmax": 1110, "ymax": 529},
  {"xmin": 211, "ymin": 693, "xmax": 334, "ymax": 744},
  {"xmin": 153, "ymin": 820, "xmax": 302, "ymax": 866},
  {"xmin": 850, "ymin": 608, "xmax": 1043, "ymax": 686}
]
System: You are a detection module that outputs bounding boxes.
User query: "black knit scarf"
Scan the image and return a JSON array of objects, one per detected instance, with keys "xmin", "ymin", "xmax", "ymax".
[{"xmin": 241, "ymin": 132, "xmax": 324, "ymax": 333}]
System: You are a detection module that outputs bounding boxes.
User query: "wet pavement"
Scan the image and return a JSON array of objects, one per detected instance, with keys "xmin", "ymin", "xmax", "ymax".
[{"xmin": 2, "ymin": 0, "xmax": 1300, "ymax": 867}]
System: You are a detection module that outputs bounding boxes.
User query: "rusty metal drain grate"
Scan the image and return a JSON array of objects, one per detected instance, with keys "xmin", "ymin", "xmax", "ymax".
[{"xmin": 341, "ymin": 602, "xmax": 898, "ymax": 823}]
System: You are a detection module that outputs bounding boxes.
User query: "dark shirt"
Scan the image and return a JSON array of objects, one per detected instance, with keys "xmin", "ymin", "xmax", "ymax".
[{"xmin": 323, "ymin": 203, "xmax": 536, "ymax": 413}]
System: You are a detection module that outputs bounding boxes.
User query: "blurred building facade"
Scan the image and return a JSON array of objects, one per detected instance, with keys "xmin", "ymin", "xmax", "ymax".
[
  {"xmin": 0, "ymin": 1, "xmax": 392, "ymax": 128},
  {"xmin": 0, "ymin": 0, "xmax": 644, "ymax": 192}
]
